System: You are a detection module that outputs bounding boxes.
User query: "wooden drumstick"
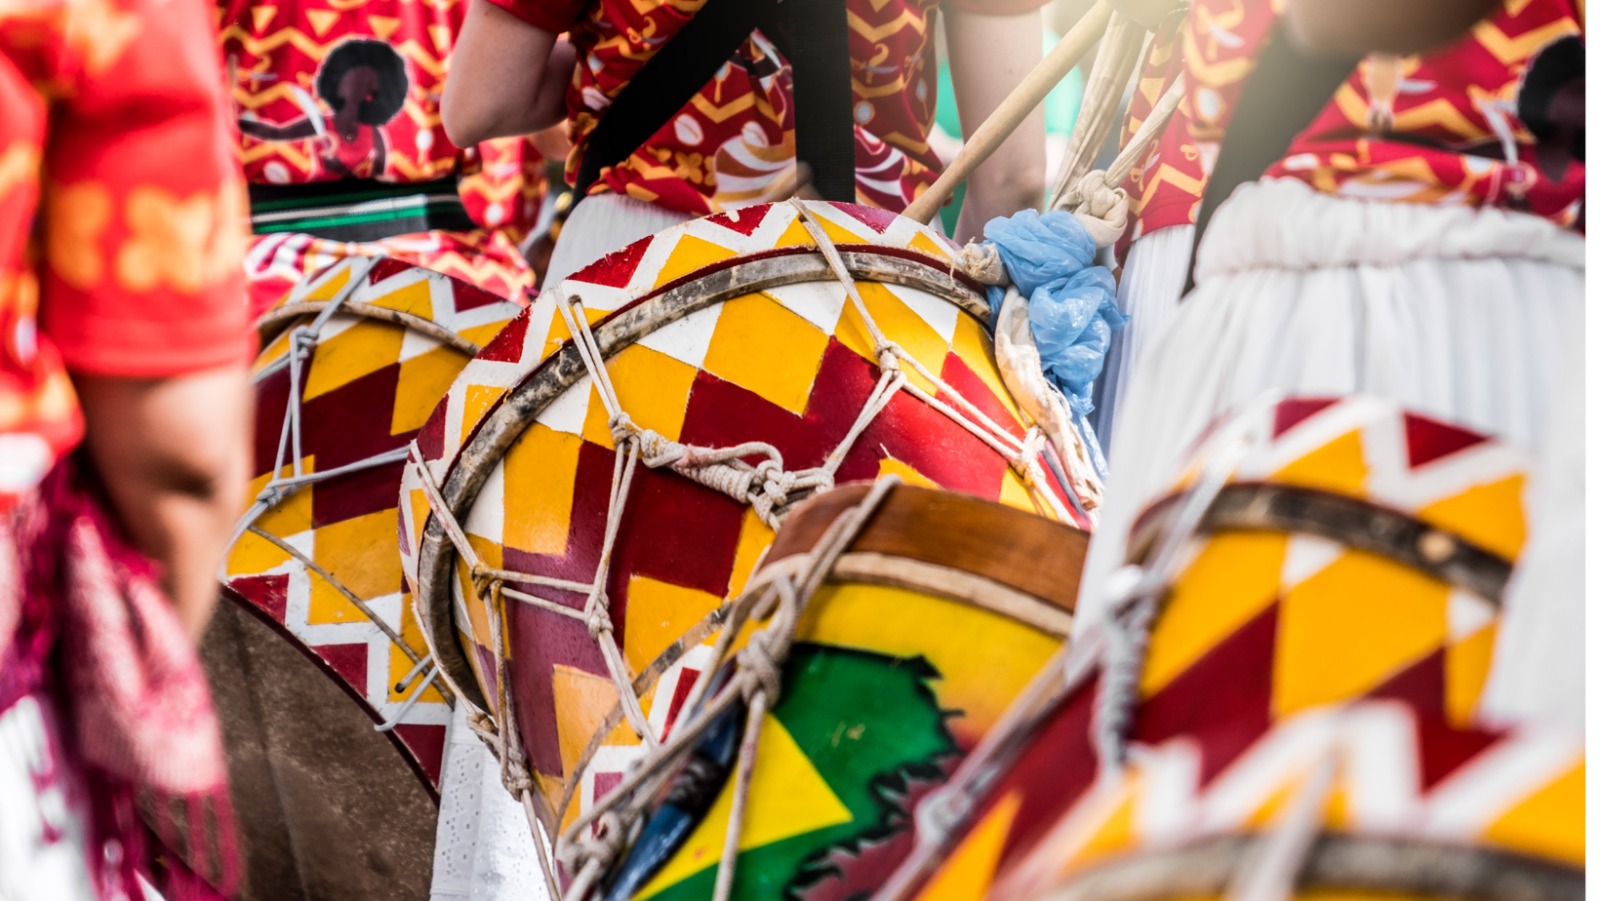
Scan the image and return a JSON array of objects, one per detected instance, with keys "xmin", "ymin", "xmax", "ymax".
[{"xmin": 903, "ymin": 1, "xmax": 1113, "ymax": 225}]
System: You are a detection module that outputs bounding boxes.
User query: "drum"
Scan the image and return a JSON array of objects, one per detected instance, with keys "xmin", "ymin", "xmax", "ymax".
[
  {"xmin": 879, "ymin": 394, "xmax": 1536, "ymax": 900},
  {"xmin": 593, "ymin": 480, "xmax": 1085, "ymax": 900},
  {"xmin": 209, "ymin": 257, "xmax": 523, "ymax": 893},
  {"xmin": 399, "ymin": 200, "xmax": 1091, "ymax": 853},
  {"xmin": 1004, "ymin": 700, "xmax": 1584, "ymax": 901}
]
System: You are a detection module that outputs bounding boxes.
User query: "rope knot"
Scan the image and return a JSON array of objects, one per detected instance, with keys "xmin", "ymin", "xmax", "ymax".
[
  {"xmin": 585, "ymin": 604, "xmax": 614, "ymax": 639},
  {"xmin": 736, "ymin": 625, "xmax": 785, "ymax": 706},
  {"xmin": 468, "ymin": 565, "xmax": 502, "ymax": 605},
  {"xmin": 608, "ymin": 410, "xmax": 637, "ymax": 445},
  {"xmin": 955, "ymin": 241, "xmax": 1009, "ymax": 286},
  {"xmin": 874, "ymin": 344, "xmax": 901, "ymax": 374},
  {"xmin": 1060, "ymin": 170, "xmax": 1130, "ymax": 249}
]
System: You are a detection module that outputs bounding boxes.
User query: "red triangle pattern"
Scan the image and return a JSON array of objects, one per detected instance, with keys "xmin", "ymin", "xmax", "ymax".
[
  {"xmin": 391, "ymin": 723, "xmax": 447, "ymax": 787},
  {"xmin": 1410, "ymin": 712, "xmax": 1502, "ymax": 791},
  {"xmin": 834, "ymin": 202, "xmax": 900, "ymax": 234},
  {"xmin": 1272, "ymin": 397, "xmax": 1339, "ymax": 438},
  {"xmin": 702, "ymin": 205, "xmax": 773, "ymax": 237},
  {"xmin": 317, "ymin": 642, "xmax": 371, "ymax": 698},
  {"xmin": 474, "ymin": 306, "xmax": 531, "ymax": 363},
  {"xmin": 570, "ymin": 234, "xmax": 652, "ymax": 288},
  {"xmin": 1404, "ymin": 411, "xmax": 1488, "ymax": 470}
]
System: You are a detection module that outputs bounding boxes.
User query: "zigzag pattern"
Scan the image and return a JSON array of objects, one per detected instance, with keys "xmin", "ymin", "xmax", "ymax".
[
  {"xmin": 400, "ymin": 201, "xmax": 1069, "ymax": 832},
  {"xmin": 227, "ymin": 257, "xmax": 523, "ymax": 789},
  {"xmin": 1000, "ymin": 701, "xmax": 1584, "ymax": 897}
]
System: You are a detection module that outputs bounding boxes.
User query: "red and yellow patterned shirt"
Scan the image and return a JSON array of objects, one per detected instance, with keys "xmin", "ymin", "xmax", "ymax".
[
  {"xmin": 1117, "ymin": 0, "xmax": 1585, "ymax": 257},
  {"xmin": 0, "ymin": 0, "xmax": 251, "ymax": 511},
  {"xmin": 486, "ymin": 0, "xmax": 1047, "ymax": 216},
  {"xmin": 216, "ymin": 0, "xmax": 544, "ymax": 312}
]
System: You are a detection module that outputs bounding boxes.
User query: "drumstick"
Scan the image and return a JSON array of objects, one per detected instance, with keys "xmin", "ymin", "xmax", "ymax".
[{"xmin": 903, "ymin": 1, "xmax": 1113, "ymax": 225}]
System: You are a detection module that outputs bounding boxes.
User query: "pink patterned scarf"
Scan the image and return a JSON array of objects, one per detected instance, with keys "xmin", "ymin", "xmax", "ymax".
[{"xmin": 1, "ymin": 459, "xmax": 236, "ymax": 899}]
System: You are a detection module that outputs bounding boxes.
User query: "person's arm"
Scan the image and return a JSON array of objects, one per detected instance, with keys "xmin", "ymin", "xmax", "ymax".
[
  {"xmin": 442, "ymin": 2, "xmax": 576, "ymax": 147},
  {"xmin": 1282, "ymin": 0, "xmax": 1501, "ymax": 56},
  {"xmin": 1052, "ymin": 0, "xmax": 1178, "ymax": 33},
  {"xmin": 944, "ymin": 4, "xmax": 1049, "ymax": 243},
  {"xmin": 74, "ymin": 370, "xmax": 252, "ymax": 641},
  {"xmin": 41, "ymin": 0, "xmax": 255, "ymax": 642}
]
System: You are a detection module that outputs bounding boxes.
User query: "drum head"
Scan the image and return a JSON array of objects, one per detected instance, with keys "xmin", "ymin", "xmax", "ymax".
[{"xmin": 200, "ymin": 599, "xmax": 436, "ymax": 900}]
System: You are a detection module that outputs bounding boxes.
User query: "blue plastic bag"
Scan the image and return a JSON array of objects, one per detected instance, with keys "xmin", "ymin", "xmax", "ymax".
[{"xmin": 979, "ymin": 209, "xmax": 1127, "ymax": 421}]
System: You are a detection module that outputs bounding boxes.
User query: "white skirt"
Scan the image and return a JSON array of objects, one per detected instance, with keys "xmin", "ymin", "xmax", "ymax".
[
  {"xmin": 1074, "ymin": 177, "xmax": 1585, "ymax": 636},
  {"xmin": 0, "ymin": 693, "xmax": 100, "ymax": 901},
  {"xmin": 431, "ymin": 703, "xmax": 550, "ymax": 901},
  {"xmin": 1092, "ymin": 224, "xmax": 1194, "ymax": 460},
  {"xmin": 1477, "ymin": 322, "xmax": 1585, "ymax": 732},
  {"xmin": 543, "ymin": 193, "xmax": 696, "ymax": 287}
]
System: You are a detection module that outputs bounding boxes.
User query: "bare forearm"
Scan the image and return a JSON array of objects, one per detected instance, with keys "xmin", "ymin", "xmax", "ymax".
[
  {"xmin": 944, "ymin": 6, "xmax": 1048, "ymax": 243},
  {"xmin": 1283, "ymin": 0, "xmax": 1501, "ymax": 55},
  {"xmin": 74, "ymin": 366, "xmax": 253, "ymax": 642},
  {"xmin": 442, "ymin": 3, "xmax": 570, "ymax": 146}
]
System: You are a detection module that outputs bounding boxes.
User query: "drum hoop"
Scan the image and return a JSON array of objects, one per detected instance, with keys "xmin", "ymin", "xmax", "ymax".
[
  {"xmin": 1126, "ymin": 482, "xmax": 1514, "ymax": 604},
  {"xmin": 256, "ymin": 299, "xmax": 484, "ymax": 359},
  {"xmin": 416, "ymin": 249, "xmax": 996, "ymax": 712},
  {"xmin": 549, "ymin": 548, "xmax": 1077, "ymax": 824},
  {"xmin": 1036, "ymin": 832, "xmax": 1583, "ymax": 901}
]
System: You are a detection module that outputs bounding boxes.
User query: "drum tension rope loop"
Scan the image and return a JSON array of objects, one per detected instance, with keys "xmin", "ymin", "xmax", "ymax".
[{"xmin": 411, "ymin": 200, "xmax": 1076, "ymax": 899}]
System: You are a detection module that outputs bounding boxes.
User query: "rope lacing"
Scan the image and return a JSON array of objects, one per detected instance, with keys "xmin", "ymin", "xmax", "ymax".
[
  {"xmin": 221, "ymin": 256, "xmax": 454, "ymax": 716},
  {"xmin": 555, "ymin": 477, "xmax": 899, "ymax": 901},
  {"xmin": 1091, "ymin": 415, "xmax": 1258, "ymax": 771},
  {"xmin": 409, "ymin": 199, "xmax": 1068, "ymax": 899}
]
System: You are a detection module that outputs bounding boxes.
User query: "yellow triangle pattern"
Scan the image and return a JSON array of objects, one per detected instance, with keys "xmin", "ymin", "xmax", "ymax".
[
  {"xmin": 916, "ymin": 791, "xmax": 1023, "ymax": 901},
  {"xmin": 635, "ymin": 714, "xmax": 854, "ymax": 899}
]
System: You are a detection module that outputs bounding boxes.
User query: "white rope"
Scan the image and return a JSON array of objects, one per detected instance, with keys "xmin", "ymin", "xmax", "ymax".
[
  {"xmin": 1050, "ymin": 75, "xmax": 1186, "ymax": 248},
  {"xmin": 1047, "ymin": 12, "xmax": 1151, "ymax": 207},
  {"xmin": 556, "ymin": 477, "xmax": 900, "ymax": 901},
  {"xmin": 408, "ymin": 202, "xmax": 1070, "ymax": 897},
  {"xmin": 1093, "ymin": 416, "xmax": 1256, "ymax": 770},
  {"xmin": 220, "ymin": 259, "xmax": 439, "ymax": 693}
]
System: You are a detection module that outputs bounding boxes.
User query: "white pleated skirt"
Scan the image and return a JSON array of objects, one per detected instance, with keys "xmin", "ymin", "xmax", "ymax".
[
  {"xmin": 1478, "ymin": 322, "xmax": 1585, "ymax": 732},
  {"xmin": 543, "ymin": 193, "xmax": 696, "ymax": 288},
  {"xmin": 1075, "ymin": 177, "xmax": 1585, "ymax": 637},
  {"xmin": 1092, "ymin": 224, "xmax": 1194, "ymax": 460}
]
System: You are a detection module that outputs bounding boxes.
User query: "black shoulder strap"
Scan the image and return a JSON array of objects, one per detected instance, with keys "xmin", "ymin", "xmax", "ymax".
[
  {"xmin": 574, "ymin": 0, "xmax": 856, "ymax": 203},
  {"xmin": 766, "ymin": 0, "xmax": 857, "ymax": 202},
  {"xmin": 1183, "ymin": 21, "xmax": 1361, "ymax": 293}
]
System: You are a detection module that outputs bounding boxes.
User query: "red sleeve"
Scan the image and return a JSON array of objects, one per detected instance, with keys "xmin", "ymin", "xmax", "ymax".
[
  {"xmin": 940, "ymin": 0, "xmax": 1052, "ymax": 14},
  {"xmin": 38, "ymin": 0, "xmax": 252, "ymax": 378},
  {"xmin": 483, "ymin": 0, "xmax": 589, "ymax": 34}
]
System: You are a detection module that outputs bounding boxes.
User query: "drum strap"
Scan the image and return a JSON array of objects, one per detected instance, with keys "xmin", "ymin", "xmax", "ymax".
[
  {"xmin": 573, "ymin": 0, "xmax": 856, "ymax": 203},
  {"xmin": 1182, "ymin": 22, "xmax": 1360, "ymax": 294}
]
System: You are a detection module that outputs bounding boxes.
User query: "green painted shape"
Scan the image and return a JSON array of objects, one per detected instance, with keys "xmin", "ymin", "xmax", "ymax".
[{"xmin": 643, "ymin": 643, "xmax": 959, "ymax": 901}]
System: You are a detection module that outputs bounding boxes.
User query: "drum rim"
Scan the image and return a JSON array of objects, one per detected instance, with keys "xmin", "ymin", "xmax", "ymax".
[
  {"xmin": 415, "ymin": 246, "xmax": 997, "ymax": 713},
  {"xmin": 1030, "ymin": 831, "xmax": 1584, "ymax": 901},
  {"xmin": 1127, "ymin": 481, "xmax": 1516, "ymax": 603},
  {"xmin": 547, "ymin": 481, "xmax": 1089, "ymax": 826},
  {"xmin": 228, "ymin": 256, "xmax": 525, "ymax": 792}
]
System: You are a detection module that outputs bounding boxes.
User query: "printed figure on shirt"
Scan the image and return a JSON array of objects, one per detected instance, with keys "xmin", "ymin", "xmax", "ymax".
[{"xmin": 237, "ymin": 38, "xmax": 410, "ymax": 180}]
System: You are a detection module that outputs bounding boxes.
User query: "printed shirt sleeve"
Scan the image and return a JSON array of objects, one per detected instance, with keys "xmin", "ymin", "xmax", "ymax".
[
  {"xmin": 482, "ymin": 0, "xmax": 589, "ymax": 34},
  {"xmin": 38, "ymin": 0, "xmax": 252, "ymax": 379}
]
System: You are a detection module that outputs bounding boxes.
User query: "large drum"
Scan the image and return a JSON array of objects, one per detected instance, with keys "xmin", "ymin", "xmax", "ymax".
[
  {"xmin": 210, "ymin": 257, "xmax": 523, "ymax": 896},
  {"xmin": 399, "ymin": 200, "xmax": 1091, "ymax": 855},
  {"xmin": 1004, "ymin": 700, "xmax": 1583, "ymax": 901},
  {"xmin": 880, "ymin": 395, "xmax": 1541, "ymax": 900},
  {"xmin": 594, "ymin": 481, "xmax": 1085, "ymax": 899}
]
